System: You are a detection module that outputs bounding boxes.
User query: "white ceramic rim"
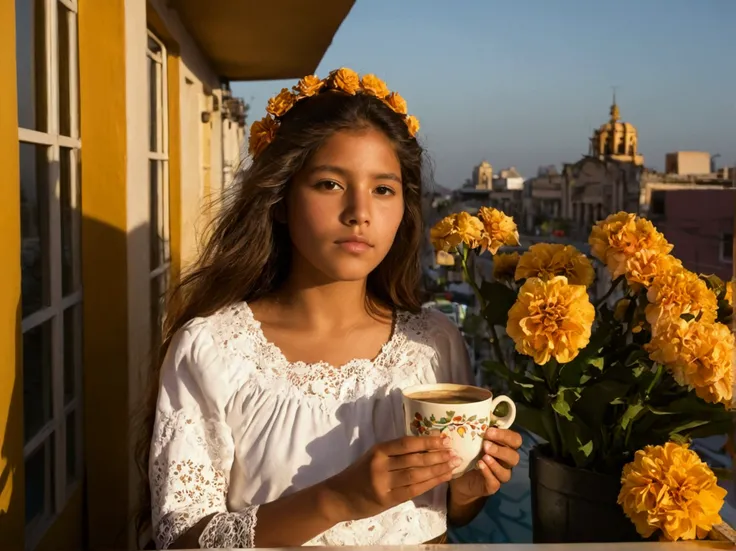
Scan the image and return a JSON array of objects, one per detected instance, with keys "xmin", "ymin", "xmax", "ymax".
[{"xmin": 401, "ymin": 383, "xmax": 492, "ymax": 405}]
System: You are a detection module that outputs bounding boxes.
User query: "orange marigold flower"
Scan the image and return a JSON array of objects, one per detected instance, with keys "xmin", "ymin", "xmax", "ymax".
[
  {"xmin": 430, "ymin": 212, "xmax": 485, "ymax": 252},
  {"xmin": 646, "ymin": 319, "xmax": 733, "ymax": 405},
  {"xmin": 515, "ymin": 243, "xmax": 594, "ymax": 287},
  {"xmin": 248, "ymin": 116, "xmax": 278, "ymax": 158},
  {"xmin": 405, "ymin": 115, "xmax": 420, "ymax": 137},
  {"xmin": 506, "ymin": 276, "xmax": 595, "ymax": 365},
  {"xmin": 477, "ymin": 207, "xmax": 520, "ymax": 255},
  {"xmin": 327, "ymin": 67, "xmax": 361, "ymax": 95},
  {"xmin": 493, "ymin": 252, "xmax": 520, "ymax": 282},
  {"xmin": 360, "ymin": 74, "xmax": 390, "ymax": 99},
  {"xmin": 383, "ymin": 92, "xmax": 408, "ymax": 114},
  {"xmin": 293, "ymin": 75, "xmax": 325, "ymax": 98},
  {"xmin": 618, "ymin": 442, "xmax": 726, "ymax": 541},
  {"xmin": 266, "ymin": 88, "xmax": 297, "ymax": 118},
  {"xmin": 589, "ymin": 212, "xmax": 673, "ymax": 280},
  {"xmin": 646, "ymin": 268, "xmax": 718, "ymax": 331}
]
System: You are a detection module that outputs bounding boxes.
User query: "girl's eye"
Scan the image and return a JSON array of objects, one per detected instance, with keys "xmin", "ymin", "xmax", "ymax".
[
  {"xmin": 316, "ymin": 180, "xmax": 342, "ymax": 191},
  {"xmin": 375, "ymin": 185, "xmax": 396, "ymax": 196}
]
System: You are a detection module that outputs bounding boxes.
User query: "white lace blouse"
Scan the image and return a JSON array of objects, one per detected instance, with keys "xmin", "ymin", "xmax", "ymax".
[{"xmin": 150, "ymin": 302, "xmax": 474, "ymax": 549}]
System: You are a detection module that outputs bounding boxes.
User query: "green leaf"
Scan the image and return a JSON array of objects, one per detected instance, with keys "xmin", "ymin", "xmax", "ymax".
[
  {"xmin": 669, "ymin": 419, "xmax": 711, "ymax": 436},
  {"xmin": 574, "ymin": 379, "xmax": 633, "ymax": 426},
  {"xmin": 680, "ymin": 313, "xmax": 695, "ymax": 322},
  {"xmin": 513, "ymin": 403, "xmax": 549, "ymax": 441},
  {"xmin": 551, "ymin": 388, "xmax": 579, "ymax": 421},
  {"xmin": 588, "ymin": 356, "xmax": 605, "ymax": 371},
  {"xmin": 423, "ymin": 418, "xmax": 433, "ymax": 427},
  {"xmin": 446, "ymin": 410, "xmax": 455, "ymax": 417},
  {"xmin": 620, "ymin": 403, "xmax": 645, "ymax": 431},
  {"xmin": 557, "ymin": 416, "xmax": 595, "ymax": 468},
  {"xmin": 541, "ymin": 359, "xmax": 560, "ymax": 387},
  {"xmin": 438, "ymin": 417, "xmax": 448, "ymax": 424},
  {"xmin": 467, "ymin": 415, "xmax": 477, "ymax": 422},
  {"xmin": 480, "ymin": 281, "xmax": 518, "ymax": 326}
]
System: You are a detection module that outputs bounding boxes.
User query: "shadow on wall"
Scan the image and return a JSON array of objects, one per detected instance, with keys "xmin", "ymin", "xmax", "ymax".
[{"xmin": 0, "ymin": 196, "xmax": 161, "ymax": 550}]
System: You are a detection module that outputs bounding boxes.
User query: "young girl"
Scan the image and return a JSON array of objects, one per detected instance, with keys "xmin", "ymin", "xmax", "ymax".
[{"xmin": 140, "ymin": 68, "xmax": 522, "ymax": 549}]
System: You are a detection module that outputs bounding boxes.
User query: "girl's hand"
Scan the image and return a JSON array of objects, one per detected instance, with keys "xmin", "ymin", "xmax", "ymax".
[
  {"xmin": 448, "ymin": 427, "xmax": 523, "ymax": 506},
  {"xmin": 324, "ymin": 435, "xmax": 460, "ymax": 522}
]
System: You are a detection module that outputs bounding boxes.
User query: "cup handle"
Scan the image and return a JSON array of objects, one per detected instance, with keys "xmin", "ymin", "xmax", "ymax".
[{"xmin": 489, "ymin": 395, "xmax": 516, "ymax": 429}]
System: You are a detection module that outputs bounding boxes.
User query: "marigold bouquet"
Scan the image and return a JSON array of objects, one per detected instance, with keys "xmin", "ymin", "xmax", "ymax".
[{"xmin": 430, "ymin": 208, "xmax": 735, "ymax": 542}]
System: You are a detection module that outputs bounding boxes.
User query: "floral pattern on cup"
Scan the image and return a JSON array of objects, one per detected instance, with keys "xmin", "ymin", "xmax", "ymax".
[{"xmin": 409, "ymin": 411, "xmax": 495, "ymax": 439}]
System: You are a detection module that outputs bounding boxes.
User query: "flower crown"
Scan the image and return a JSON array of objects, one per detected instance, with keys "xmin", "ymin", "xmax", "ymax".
[{"xmin": 248, "ymin": 67, "xmax": 420, "ymax": 158}]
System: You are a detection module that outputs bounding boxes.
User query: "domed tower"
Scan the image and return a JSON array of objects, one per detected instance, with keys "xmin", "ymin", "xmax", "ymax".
[{"xmin": 589, "ymin": 94, "xmax": 644, "ymax": 165}]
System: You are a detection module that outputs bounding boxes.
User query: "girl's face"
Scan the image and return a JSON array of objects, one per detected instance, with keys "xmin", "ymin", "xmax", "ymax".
[{"xmin": 286, "ymin": 128, "xmax": 405, "ymax": 284}]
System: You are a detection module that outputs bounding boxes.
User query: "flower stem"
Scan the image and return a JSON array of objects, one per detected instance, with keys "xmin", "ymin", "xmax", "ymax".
[
  {"xmin": 595, "ymin": 275, "xmax": 625, "ymax": 308},
  {"xmin": 459, "ymin": 246, "xmax": 507, "ymax": 369}
]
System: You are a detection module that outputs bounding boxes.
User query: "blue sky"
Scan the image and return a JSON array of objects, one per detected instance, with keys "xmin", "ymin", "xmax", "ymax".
[{"xmin": 232, "ymin": 0, "xmax": 736, "ymax": 188}]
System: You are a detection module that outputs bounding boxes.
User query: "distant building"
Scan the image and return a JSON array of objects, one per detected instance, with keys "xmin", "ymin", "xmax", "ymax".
[
  {"xmin": 665, "ymin": 151, "xmax": 711, "ymax": 176},
  {"xmin": 473, "ymin": 160, "xmax": 493, "ymax": 189},
  {"xmin": 589, "ymin": 95, "xmax": 644, "ymax": 166},
  {"xmin": 651, "ymin": 189, "xmax": 734, "ymax": 280}
]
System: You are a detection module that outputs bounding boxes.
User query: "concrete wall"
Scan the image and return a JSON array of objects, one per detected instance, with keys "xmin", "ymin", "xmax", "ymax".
[{"xmin": 665, "ymin": 151, "xmax": 711, "ymax": 176}]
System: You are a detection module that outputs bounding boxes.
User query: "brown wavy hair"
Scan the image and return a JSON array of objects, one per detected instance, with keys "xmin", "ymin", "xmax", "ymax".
[{"xmin": 134, "ymin": 90, "xmax": 428, "ymax": 543}]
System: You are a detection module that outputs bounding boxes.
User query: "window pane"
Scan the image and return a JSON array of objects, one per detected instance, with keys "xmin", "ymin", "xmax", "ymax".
[
  {"xmin": 148, "ymin": 56, "xmax": 158, "ymax": 152},
  {"xmin": 15, "ymin": 0, "xmax": 47, "ymax": 131},
  {"xmin": 60, "ymin": 148, "xmax": 80, "ymax": 295},
  {"xmin": 151, "ymin": 272, "xmax": 169, "ymax": 352},
  {"xmin": 25, "ymin": 437, "xmax": 55, "ymax": 525},
  {"xmin": 20, "ymin": 143, "xmax": 51, "ymax": 316},
  {"xmin": 23, "ymin": 321, "xmax": 53, "ymax": 442},
  {"xmin": 149, "ymin": 160, "xmax": 160, "ymax": 268},
  {"xmin": 58, "ymin": 2, "xmax": 76, "ymax": 136},
  {"xmin": 63, "ymin": 304, "xmax": 80, "ymax": 405},
  {"xmin": 66, "ymin": 411, "xmax": 78, "ymax": 484}
]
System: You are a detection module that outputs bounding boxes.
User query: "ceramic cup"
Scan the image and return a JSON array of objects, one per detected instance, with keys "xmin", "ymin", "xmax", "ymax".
[{"xmin": 401, "ymin": 383, "xmax": 516, "ymax": 479}]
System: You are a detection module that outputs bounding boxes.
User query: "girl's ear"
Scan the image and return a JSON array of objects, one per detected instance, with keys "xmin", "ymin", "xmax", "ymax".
[{"xmin": 273, "ymin": 200, "xmax": 287, "ymax": 224}]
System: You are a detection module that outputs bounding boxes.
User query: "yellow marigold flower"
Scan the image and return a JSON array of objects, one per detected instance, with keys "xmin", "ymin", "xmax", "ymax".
[
  {"xmin": 266, "ymin": 88, "xmax": 297, "ymax": 118},
  {"xmin": 405, "ymin": 114, "xmax": 420, "ymax": 137},
  {"xmin": 429, "ymin": 212, "xmax": 484, "ymax": 252},
  {"xmin": 294, "ymin": 75, "xmax": 325, "ymax": 98},
  {"xmin": 477, "ymin": 207, "xmax": 520, "ymax": 255},
  {"xmin": 248, "ymin": 115, "xmax": 279, "ymax": 158},
  {"xmin": 646, "ymin": 319, "xmax": 733, "ymax": 405},
  {"xmin": 383, "ymin": 92, "xmax": 408, "ymax": 115},
  {"xmin": 493, "ymin": 252, "xmax": 520, "ymax": 281},
  {"xmin": 646, "ymin": 268, "xmax": 718, "ymax": 331},
  {"xmin": 725, "ymin": 281, "xmax": 733, "ymax": 306},
  {"xmin": 360, "ymin": 74, "xmax": 390, "ymax": 99},
  {"xmin": 589, "ymin": 212, "xmax": 673, "ymax": 279},
  {"xmin": 515, "ymin": 243, "xmax": 595, "ymax": 287},
  {"xmin": 618, "ymin": 442, "xmax": 726, "ymax": 541},
  {"xmin": 327, "ymin": 67, "xmax": 361, "ymax": 95},
  {"xmin": 625, "ymin": 251, "xmax": 682, "ymax": 290},
  {"xmin": 506, "ymin": 276, "xmax": 595, "ymax": 365}
]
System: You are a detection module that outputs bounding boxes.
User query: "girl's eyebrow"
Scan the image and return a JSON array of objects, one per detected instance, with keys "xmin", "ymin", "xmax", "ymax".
[{"xmin": 308, "ymin": 164, "xmax": 402, "ymax": 183}]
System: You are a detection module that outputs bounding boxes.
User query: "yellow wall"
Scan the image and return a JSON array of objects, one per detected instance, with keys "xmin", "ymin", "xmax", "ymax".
[
  {"xmin": 0, "ymin": 0, "xmax": 24, "ymax": 547},
  {"xmin": 78, "ymin": 0, "xmax": 131, "ymax": 548}
]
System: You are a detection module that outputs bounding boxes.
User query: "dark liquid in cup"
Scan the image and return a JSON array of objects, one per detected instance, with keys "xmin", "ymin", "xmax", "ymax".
[{"xmin": 405, "ymin": 389, "xmax": 483, "ymax": 404}]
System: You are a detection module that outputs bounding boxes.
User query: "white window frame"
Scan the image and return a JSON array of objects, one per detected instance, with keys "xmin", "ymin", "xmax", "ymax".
[
  {"xmin": 17, "ymin": 0, "xmax": 83, "ymax": 548},
  {"xmin": 720, "ymin": 232, "xmax": 733, "ymax": 264},
  {"xmin": 147, "ymin": 31, "xmax": 171, "ymax": 348}
]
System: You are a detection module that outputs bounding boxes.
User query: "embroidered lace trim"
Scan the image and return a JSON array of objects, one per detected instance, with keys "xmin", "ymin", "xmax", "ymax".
[
  {"xmin": 151, "ymin": 410, "xmax": 234, "ymax": 549},
  {"xmin": 209, "ymin": 302, "xmax": 435, "ymax": 406},
  {"xmin": 198, "ymin": 507, "xmax": 260, "ymax": 548}
]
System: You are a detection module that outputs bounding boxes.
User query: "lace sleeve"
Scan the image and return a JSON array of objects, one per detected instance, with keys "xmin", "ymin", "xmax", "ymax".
[{"xmin": 150, "ymin": 323, "xmax": 259, "ymax": 549}]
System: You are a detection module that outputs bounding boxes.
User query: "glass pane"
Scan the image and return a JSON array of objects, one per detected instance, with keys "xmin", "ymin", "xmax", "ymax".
[
  {"xmin": 151, "ymin": 272, "xmax": 169, "ymax": 353},
  {"xmin": 148, "ymin": 56, "xmax": 158, "ymax": 152},
  {"xmin": 60, "ymin": 148, "xmax": 80, "ymax": 295},
  {"xmin": 25, "ymin": 437, "xmax": 54, "ymax": 525},
  {"xmin": 15, "ymin": 0, "xmax": 47, "ymax": 131},
  {"xmin": 63, "ymin": 304, "xmax": 80, "ymax": 404},
  {"xmin": 66, "ymin": 411, "xmax": 78, "ymax": 484},
  {"xmin": 149, "ymin": 160, "xmax": 160, "ymax": 268},
  {"xmin": 58, "ymin": 2, "xmax": 73, "ymax": 136},
  {"xmin": 20, "ymin": 143, "xmax": 51, "ymax": 316},
  {"xmin": 23, "ymin": 320, "xmax": 53, "ymax": 442}
]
